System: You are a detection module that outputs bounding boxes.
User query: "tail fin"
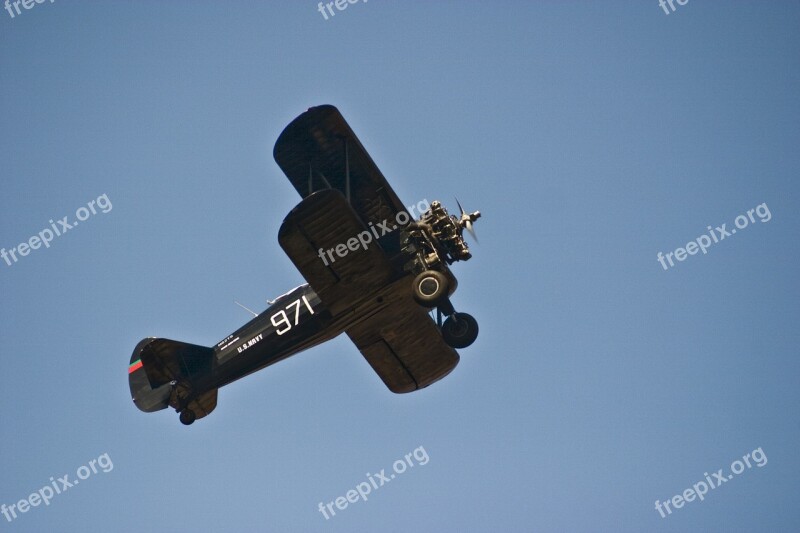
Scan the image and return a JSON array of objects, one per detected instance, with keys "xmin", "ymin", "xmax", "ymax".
[{"xmin": 128, "ymin": 337, "xmax": 218, "ymax": 420}]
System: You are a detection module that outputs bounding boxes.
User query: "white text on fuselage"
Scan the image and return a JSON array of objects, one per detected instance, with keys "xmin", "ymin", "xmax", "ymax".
[
  {"xmin": 237, "ymin": 333, "xmax": 263, "ymax": 354},
  {"xmin": 217, "ymin": 334, "xmax": 240, "ymax": 351}
]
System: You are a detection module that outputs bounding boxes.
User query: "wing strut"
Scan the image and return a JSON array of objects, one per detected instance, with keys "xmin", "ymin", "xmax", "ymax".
[
  {"xmin": 344, "ymin": 136, "xmax": 351, "ymax": 204},
  {"xmin": 317, "ymin": 171, "xmax": 332, "ymax": 189}
]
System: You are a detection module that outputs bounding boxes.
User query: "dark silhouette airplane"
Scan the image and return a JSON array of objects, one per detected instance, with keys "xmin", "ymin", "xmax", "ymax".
[{"xmin": 128, "ymin": 105, "xmax": 480, "ymax": 425}]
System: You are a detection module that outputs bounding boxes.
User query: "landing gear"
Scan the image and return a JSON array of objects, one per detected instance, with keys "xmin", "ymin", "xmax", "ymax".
[
  {"xmin": 179, "ymin": 409, "xmax": 196, "ymax": 426},
  {"xmin": 411, "ymin": 270, "xmax": 478, "ymax": 349},
  {"xmin": 412, "ymin": 270, "xmax": 449, "ymax": 308},
  {"xmin": 403, "ymin": 200, "xmax": 481, "ymax": 350},
  {"xmin": 441, "ymin": 312, "xmax": 479, "ymax": 349}
]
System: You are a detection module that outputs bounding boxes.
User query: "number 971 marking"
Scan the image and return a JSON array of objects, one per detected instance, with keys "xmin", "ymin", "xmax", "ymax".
[{"xmin": 270, "ymin": 295, "xmax": 314, "ymax": 335}]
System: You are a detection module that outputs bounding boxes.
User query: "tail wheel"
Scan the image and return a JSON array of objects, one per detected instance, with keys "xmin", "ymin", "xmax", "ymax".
[
  {"xmin": 412, "ymin": 270, "xmax": 449, "ymax": 308},
  {"xmin": 442, "ymin": 312, "xmax": 479, "ymax": 349},
  {"xmin": 179, "ymin": 409, "xmax": 196, "ymax": 426}
]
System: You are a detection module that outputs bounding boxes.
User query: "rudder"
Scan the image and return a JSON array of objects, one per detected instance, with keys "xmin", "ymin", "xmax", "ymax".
[{"xmin": 128, "ymin": 337, "xmax": 218, "ymax": 421}]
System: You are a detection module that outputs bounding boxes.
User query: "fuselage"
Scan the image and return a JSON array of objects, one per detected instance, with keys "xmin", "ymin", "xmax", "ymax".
[
  {"xmin": 204, "ymin": 226, "xmax": 430, "ymax": 393},
  {"xmin": 208, "ymin": 284, "xmax": 342, "ymax": 390}
]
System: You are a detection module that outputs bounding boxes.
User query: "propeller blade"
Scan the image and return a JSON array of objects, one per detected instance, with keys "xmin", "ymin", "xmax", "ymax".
[
  {"xmin": 466, "ymin": 220, "xmax": 478, "ymax": 243},
  {"xmin": 455, "ymin": 197, "xmax": 479, "ymax": 244}
]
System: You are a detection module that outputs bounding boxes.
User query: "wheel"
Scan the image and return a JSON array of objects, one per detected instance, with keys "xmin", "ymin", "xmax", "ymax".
[
  {"xmin": 412, "ymin": 270, "xmax": 449, "ymax": 308},
  {"xmin": 179, "ymin": 409, "xmax": 196, "ymax": 426},
  {"xmin": 441, "ymin": 312, "xmax": 479, "ymax": 349}
]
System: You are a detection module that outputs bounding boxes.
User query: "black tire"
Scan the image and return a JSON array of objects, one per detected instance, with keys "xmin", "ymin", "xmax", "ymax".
[
  {"xmin": 179, "ymin": 409, "xmax": 196, "ymax": 426},
  {"xmin": 412, "ymin": 270, "xmax": 449, "ymax": 308},
  {"xmin": 442, "ymin": 312, "xmax": 479, "ymax": 349}
]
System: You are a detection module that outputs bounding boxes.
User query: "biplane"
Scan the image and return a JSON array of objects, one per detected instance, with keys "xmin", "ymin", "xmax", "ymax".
[{"xmin": 128, "ymin": 105, "xmax": 481, "ymax": 425}]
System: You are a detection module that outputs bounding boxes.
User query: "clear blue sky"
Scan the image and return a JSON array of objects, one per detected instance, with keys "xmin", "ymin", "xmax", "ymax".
[{"xmin": 1, "ymin": 2, "xmax": 798, "ymax": 531}]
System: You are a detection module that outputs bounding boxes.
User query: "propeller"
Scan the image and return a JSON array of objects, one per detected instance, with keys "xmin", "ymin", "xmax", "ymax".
[{"xmin": 455, "ymin": 198, "xmax": 481, "ymax": 243}]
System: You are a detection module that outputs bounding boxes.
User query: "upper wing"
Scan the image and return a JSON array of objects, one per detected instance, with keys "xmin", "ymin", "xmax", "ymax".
[
  {"xmin": 273, "ymin": 105, "xmax": 409, "ymax": 229},
  {"xmin": 278, "ymin": 188, "xmax": 397, "ymax": 316}
]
